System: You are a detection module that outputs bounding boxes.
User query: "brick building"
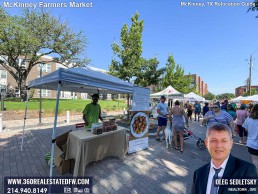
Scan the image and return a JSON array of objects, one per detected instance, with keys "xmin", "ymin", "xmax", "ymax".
[
  {"xmin": 185, "ymin": 74, "xmax": 208, "ymax": 96},
  {"xmin": 235, "ymin": 85, "xmax": 258, "ymax": 97}
]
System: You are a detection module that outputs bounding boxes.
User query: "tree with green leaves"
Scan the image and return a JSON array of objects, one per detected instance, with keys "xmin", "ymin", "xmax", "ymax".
[
  {"xmin": 216, "ymin": 93, "xmax": 235, "ymax": 100},
  {"xmin": 162, "ymin": 54, "xmax": 193, "ymax": 94},
  {"xmin": 0, "ymin": 8, "xmax": 88, "ymax": 100},
  {"xmin": 204, "ymin": 92, "xmax": 216, "ymax": 100},
  {"xmin": 242, "ymin": 88, "xmax": 258, "ymax": 96},
  {"xmin": 134, "ymin": 57, "xmax": 165, "ymax": 87},
  {"xmin": 109, "ymin": 12, "xmax": 144, "ymax": 83},
  {"xmin": 248, "ymin": 1, "xmax": 258, "ymax": 16}
]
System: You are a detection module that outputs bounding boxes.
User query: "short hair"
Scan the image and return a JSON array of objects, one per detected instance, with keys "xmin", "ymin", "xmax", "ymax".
[
  {"xmin": 160, "ymin": 95, "xmax": 166, "ymax": 100},
  {"xmin": 206, "ymin": 123, "xmax": 232, "ymax": 139},
  {"xmin": 240, "ymin": 104, "xmax": 246, "ymax": 110},
  {"xmin": 175, "ymin": 100, "xmax": 180, "ymax": 106},
  {"xmin": 214, "ymin": 102, "xmax": 220, "ymax": 108},
  {"xmin": 250, "ymin": 104, "xmax": 258, "ymax": 119},
  {"xmin": 92, "ymin": 93, "xmax": 99, "ymax": 98}
]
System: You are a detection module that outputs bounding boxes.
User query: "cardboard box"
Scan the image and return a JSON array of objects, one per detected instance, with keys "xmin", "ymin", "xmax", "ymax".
[{"xmin": 54, "ymin": 131, "xmax": 75, "ymax": 175}]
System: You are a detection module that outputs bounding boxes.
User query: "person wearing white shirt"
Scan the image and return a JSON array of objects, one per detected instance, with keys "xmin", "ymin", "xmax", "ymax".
[
  {"xmin": 243, "ymin": 104, "xmax": 258, "ymax": 173},
  {"xmin": 191, "ymin": 123, "xmax": 257, "ymax": 194}
]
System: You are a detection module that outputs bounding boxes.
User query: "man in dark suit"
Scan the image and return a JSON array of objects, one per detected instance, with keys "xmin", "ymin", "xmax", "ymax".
[{"xmin": 191, "ymin": 123, "xmax": 257, "ymax": 194}]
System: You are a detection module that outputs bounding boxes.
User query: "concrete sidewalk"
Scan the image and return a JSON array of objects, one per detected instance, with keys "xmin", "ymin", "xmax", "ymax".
[
  {"xmin": 0, "ymin": 119, "xmax": 253, "ymax": 193},
  {"xmin": 2, "ymin": 111, "xmax": 124, "ymax": 131}
]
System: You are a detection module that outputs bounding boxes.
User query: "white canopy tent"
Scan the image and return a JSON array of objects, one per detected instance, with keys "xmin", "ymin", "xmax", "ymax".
[
  {"xmin": 244, "ymin": 94, "xmax": 258, "ymax": 102},
  {"xmin": 28, "ymin": 67, "xmax": 133, "ymax": 94},
  {"xmin": 150, "ymin": 85, "xmax": 183, "ymax": 99},
  {"xmin": 230, "ymin": 96, "xmax": 245, "ymax": 103},
  {"xmin": 184, "ymin": 92, "xmax": 205, "ymax": 102},
  {"xmin": 23, "ymin": 67, "xmax": 135, "ymax": 178}
]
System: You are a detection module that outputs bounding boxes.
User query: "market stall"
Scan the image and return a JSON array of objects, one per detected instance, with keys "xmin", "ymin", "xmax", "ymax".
[
  {"xmin": 24, "ymin": 66, "xmax": 149, "ymax": 177},
  {"xmin": 243, "ymin": 95, "xmax": 258, "ymax": 103},
  {"xmin": 184, "ymin": 92, "xmax": 205, "ymax": 102},
  {"xmin": 150, "ymin": 85, "xmax": 183, "ymax": 100},
  {"xmin": 66, "ymin": 126, "xmax": 127, "ymax": 177}
]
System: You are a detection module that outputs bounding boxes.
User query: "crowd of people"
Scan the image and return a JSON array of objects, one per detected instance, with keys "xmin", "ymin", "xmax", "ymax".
[{"xmin": 155, "ymin": 96, "xmax": 258, "ymax": 173}]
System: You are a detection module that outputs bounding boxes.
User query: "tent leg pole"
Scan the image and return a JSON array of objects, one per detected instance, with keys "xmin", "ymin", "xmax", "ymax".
[
  {"xmin": 20, "ymin": 88, "xmax": 29, "ymax": 151},
  {"xmin": 49, "ymin": 82, "xmax": 61, "ymax": 185}
]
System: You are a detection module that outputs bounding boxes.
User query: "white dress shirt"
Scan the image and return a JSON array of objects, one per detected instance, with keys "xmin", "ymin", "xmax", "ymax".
[{"xmin": 206, "ymin": 156, "xmax": 229, "ymax": 194}]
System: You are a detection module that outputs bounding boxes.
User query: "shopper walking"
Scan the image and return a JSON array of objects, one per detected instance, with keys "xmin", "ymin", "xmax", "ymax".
[
  {"xmin": 243, "ymin": 104, "xmax": 258, "ymax": 173},
  {"xmin": 203, "ymin": 103, "xmax": 234, "ymax": 133},
  {"xmin": 169, "ymin": 100, "xmax": 188, "ymax": 153},
  {"xmin": 156, "ymin": 96, "xmax": 168, "ymax": 142},
  {"xmin": 236, "ymin": 104, "xmax": 249, "ymax": 144},
  {"xmin": 187, "ymin": 104, "xmax": 193, "ymax": 123},
  {"xmin": 194, "ymin": 101, "xmax": 201, "ymax": 122}
]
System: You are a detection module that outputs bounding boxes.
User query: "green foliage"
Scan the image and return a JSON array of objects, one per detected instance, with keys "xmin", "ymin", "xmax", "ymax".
[
  {"xmin": 161, "ymin": 54, "xmax": 193, "ymax": 93},
  {"xmin": 29, "ymin": 89, "xmax": 35, "ymax": 99},
  {"xmin": 216, "ymin": 93, "xmax": 235, "ymax": 100},
  {"xmin": 0, "ymin": 8, "xmax": 88, "ymax": 100},
  {"xmin": 109, "ymin": 12, "xmax": 144, "ymax": 82},
  {"xmin": 204, "ymin": 92, "xmax": 216, "ymax": 100},
  {"xmin": 242, "ymin": 88, "xmax": 258, "ymax": 96},
  {"xmin": 248, "ymin": 1, "xmax": 258, "ymax": 17},
  {"xmin": 134, "ymin": 57, "xmax": 165, "ymax": 87}
]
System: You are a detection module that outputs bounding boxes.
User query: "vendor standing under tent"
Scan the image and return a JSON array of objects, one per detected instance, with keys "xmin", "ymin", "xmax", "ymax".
[{"xmin": 83, "ymin": 93, "xmax": 103, "ymax": 128}]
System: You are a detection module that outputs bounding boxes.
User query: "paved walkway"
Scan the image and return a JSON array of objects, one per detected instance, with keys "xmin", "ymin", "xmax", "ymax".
[{"xmin": 0, "ymin": 117, "xmax": 253, "ymax": 194}]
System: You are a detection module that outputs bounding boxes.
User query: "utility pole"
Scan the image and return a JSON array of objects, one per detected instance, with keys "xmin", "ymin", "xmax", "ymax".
[
  {"xmin": 248, "ymin": 55, "xmax": 252, "ymax": 96},
  {"xmin": 39, "ymin": 64, "xmax": 43, "ymax": 125}
]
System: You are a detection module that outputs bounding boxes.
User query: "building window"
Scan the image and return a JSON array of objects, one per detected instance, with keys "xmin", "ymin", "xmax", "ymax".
[
  {"xmin": 38, "ymin": 89, "xmax": 50, "ymax": 97},
  {"xmin": 0, "ymin": 84, "xmax": 6, "ymax": 93},
  {"xmin": 38, "ymin": 64, "xmax": 51, "ymax": 73},
  {"xmin": 0, "ymin": 70, "xmax": 7, "ymax": 78},
  {"xmin": 20, "ymin": 59, "xmax": 26, "ymax": 68},
  {"xmin": 15, "ymin": 88, "xmax": 20, "ymax": 97}
]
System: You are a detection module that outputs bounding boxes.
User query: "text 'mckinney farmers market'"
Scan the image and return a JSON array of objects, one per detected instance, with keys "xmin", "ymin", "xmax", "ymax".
[{"xmin": 2, "ymin": 1, "xmax": 93, "ymax": 9}]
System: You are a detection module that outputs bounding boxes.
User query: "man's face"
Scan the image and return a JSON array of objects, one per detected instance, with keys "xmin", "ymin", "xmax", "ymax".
[
  {"xmin": 92, "ymin": 97, "xmax": 99, "ymax": 104},
  {"xmin": 205, "ymin": 129, "xmax": 233, "ymax": 164},
  {"xmin": 160, "ymin": 98, "xmax": 165, "ymax": 103}
]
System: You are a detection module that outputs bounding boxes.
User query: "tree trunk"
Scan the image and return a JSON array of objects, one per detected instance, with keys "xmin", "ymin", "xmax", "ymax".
[{"xmin": 18, "ymin": 78, "xmax": 27, "ymax": 101}]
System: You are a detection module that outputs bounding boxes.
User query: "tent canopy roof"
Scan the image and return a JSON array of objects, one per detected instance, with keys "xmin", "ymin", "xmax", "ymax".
[
  {"xmin": 150, "ymin": 85, "xmax": 183, "ymax": 98},
  {"xmin": 28, "ymin": 67, "xmax": 134, "ymax": 94},
  {"xmin": 230, "ymin": 96, "xmax": 245, "ymax": 102},
  {"xmin": 244, "ymin": 95, "xmax": 258, "ymax": 102},
  {"xmin": 184, "ymin": 92, "xmax": 205, "ymax": 101}
]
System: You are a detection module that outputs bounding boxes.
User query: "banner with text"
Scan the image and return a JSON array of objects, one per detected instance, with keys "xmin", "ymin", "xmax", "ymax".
[{"xmin": 129, "ymin": 87, "xmax": 150, "ymax": 154}]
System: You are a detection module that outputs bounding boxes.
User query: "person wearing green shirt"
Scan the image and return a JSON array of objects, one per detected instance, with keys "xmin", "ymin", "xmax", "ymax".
[{"xmin": 82, "ymin": 94, "xmax": 103, "ymax": 128}]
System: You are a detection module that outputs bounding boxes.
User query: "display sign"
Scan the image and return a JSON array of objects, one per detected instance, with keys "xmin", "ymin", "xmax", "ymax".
[
  {"xmin": 132, "ymin": 86, "xmax": 150, "ymax": 111},
  {"xmin": 128, "ymin": 111, "xmax": 149, "ymax": 154},
  {"xmin": 129, "ymin": 86, "xmax": 150, "ymax": 154}
]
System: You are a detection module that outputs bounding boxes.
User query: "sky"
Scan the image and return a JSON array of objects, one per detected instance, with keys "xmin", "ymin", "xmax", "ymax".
[{"xmin": 2, "ymin": 0, "xmax": 258, "ymax": 95}]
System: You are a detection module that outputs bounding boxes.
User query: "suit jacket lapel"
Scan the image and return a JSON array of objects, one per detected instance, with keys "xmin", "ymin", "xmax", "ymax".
[
  {"xmin": 222, "ymin": 154, "xmax": 235, "ymax": 178},
  {"xmin": 202, "ymin": 163, "xmax": 210, "ymax": 193},
  {"xmin": 219, "ymin": 154, "xmax": 235, "ymax": 193}
]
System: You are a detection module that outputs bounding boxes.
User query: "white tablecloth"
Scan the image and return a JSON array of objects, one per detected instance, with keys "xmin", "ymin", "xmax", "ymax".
[{"xmin": 65, "ymin": 127, "xmax": 128, "ymax": 177}]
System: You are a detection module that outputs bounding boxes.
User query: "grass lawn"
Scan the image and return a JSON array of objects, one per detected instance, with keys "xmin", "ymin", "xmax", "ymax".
[{"xmin": 0, "ymin": 99, "xmax": 127, "ymax": 114}]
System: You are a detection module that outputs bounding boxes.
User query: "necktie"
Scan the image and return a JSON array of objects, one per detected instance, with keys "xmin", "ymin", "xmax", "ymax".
[{"xmin": 210, "ymin": 167, "xmax": 222, "ymax": 194}]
